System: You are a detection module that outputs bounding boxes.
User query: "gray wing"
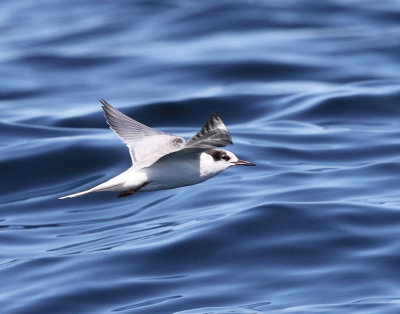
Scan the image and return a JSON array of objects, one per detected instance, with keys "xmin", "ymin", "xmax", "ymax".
[
  {"xmin": 148, "ymin": 113, "xmax": 233, "ymax": 168},
  {"xmin": 101, "ymin": 99, "xmax": 185, "ymax": 166},
  {"xmin": 185, "ymin": 113, "xmax": 232, "ymax": 149}
]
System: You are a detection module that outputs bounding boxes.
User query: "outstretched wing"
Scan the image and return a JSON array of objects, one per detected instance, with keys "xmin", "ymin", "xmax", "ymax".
[
  {"xmin": 101, "ymin": 99, "xmax": 185, "ymax": 166},
  {"xmin": 185, "ymin": 113, "xmax": 232, "ymax": 149},
  {"xmin": 148, "ymin": 113, "xmax": 233, "ymax": 168}
]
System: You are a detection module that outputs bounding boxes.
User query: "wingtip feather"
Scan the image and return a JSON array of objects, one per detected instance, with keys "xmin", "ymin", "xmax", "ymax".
[{"xmin": 100, "ymin": 98, "xmax": 112, "ymax": 112}]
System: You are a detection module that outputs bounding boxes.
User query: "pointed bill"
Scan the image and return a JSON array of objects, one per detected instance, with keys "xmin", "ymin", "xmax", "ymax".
[{"xmin": 233, "ymin": 159, "xmax": 256, "ymax": 166}]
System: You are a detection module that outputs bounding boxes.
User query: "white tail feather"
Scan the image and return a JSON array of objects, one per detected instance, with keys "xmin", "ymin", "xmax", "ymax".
[
  {"xmin": 58, "ymin": 188, "xmax": 94, "ymax": 199},
  {"xmin": 58, "ymin": 168, "xmax": 143, "ymax": 199}
]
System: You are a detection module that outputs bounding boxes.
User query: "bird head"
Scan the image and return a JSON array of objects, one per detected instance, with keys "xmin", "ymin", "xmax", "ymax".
[{"xmin": 200, "ymin": 149, "xmax": 255, "ymax": 177}]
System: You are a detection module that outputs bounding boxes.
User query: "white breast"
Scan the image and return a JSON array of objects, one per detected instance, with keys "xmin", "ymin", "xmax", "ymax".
[{"xmin": 141, "ymin": 152, "xmax": 224, "ymax": 191}]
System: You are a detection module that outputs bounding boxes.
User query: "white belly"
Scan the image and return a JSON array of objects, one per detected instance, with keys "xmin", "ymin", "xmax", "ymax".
[{"xmin": 141, "ymin": 159, "xmax": 215, "ymax": 191}]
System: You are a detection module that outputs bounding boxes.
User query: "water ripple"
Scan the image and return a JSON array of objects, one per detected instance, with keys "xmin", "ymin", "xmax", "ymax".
[{"xmin": 1, "ymin": 0, "xmax": 400, "ymax": 313}]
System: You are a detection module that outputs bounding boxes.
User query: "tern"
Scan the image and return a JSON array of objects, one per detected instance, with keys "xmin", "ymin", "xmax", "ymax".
[{"xmin": 59, "ymin": 99, "xmax": 255, "ymax": 199}]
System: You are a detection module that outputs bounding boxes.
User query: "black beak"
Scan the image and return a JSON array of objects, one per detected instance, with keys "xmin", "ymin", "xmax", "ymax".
[{"xmin": 233, "ymin": 159, "xmax": 256, "ymax": 166}]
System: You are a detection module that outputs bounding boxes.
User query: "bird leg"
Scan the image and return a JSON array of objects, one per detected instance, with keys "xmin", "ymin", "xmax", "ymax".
[{"xmin": 118, "ymin": 182, "xmax": 149, "ymax": 198}]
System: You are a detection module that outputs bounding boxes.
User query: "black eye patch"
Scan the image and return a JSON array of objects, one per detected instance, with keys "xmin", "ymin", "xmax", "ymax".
[
  {"xmin": 221, "ymin": 154, "xmax": 230, "ymax": 161},
  {"xmin": 206, "ymin": 149, "xmax": 222, "ymax": 161},
  {"xmin": 205, "ymin": 150, "xmax": 230, "ymax": 161}
]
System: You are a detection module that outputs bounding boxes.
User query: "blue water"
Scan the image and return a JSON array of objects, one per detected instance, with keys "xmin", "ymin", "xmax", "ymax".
[{"xmin": 2, "ymin": 0, "xmax": 400, "ymax": 313}]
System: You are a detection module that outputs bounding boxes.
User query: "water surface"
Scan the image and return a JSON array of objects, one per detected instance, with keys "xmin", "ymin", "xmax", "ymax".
[{"xmin": 1, "ymin": 1, "xmax": 400, "ymax": 313}]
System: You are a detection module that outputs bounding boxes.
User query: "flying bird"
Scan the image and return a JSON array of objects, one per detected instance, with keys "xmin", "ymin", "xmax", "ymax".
[{"xmin": 59, "ymin": 100, "xmax": 255, "ymax": 199}]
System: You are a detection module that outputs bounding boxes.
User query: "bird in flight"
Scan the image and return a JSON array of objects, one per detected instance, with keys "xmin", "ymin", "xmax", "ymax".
[{"xmin": 59, "ymin": 99, "xmax": 255, "ymax": 199}]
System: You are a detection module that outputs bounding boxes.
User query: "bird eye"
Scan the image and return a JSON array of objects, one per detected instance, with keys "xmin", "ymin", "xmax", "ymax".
[{"xmin": 221, "ymin": 155, "xmax": 230, "ymax": 161}]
